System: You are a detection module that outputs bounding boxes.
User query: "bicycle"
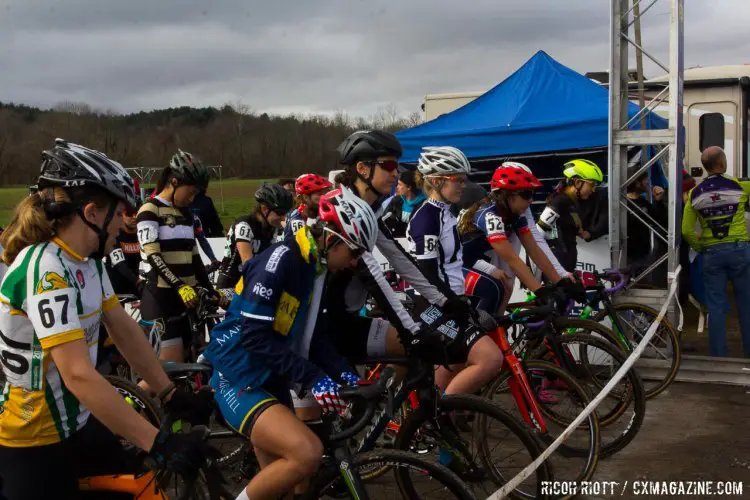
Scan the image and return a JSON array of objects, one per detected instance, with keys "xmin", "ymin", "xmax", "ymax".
[
  {"xmin": 78, "ymin": 406, "xmax": 232, "ymax": 499},
  {"xmin": 507, "ymin": 306, "xmax": 647, "ymax": 457}
]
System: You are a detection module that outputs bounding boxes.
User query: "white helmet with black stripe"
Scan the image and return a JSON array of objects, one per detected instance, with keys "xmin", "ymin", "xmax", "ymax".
[{"xmin": 417, "ymin": 146, "xmax": 471, "ymax": 176}]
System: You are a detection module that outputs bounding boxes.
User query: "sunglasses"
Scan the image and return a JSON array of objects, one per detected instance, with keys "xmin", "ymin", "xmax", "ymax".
[
  {"xmin": 512, "ymin": 190, "xmax": 534, "ymax": 200},
  {"xmin": 368, "ymin": 159, "xmax": 399, "ymax": 172},
  {"xmin": 432, "ymin": 174, "xmax": 467, "ymax": 184}
]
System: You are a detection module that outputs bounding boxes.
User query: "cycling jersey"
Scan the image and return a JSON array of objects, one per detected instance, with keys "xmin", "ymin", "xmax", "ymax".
[
  {"xmin": 328, "ymin": 197, "xmax": 454, "ymax": 341},
  {"xmin": 218, "ymin": 215, "xmax": 274, "ymax": 287},
  {"xmin": 407, "ymin": 199, "xmax": 464, "ymax": 295},
  {"xmin": 683, "ymin": 175, "xmax": 750, "ymax": 251},
  {"xmin": 106, "ymin": 228, "xmax": 141, "ymax": 296},
  {"xmin": 283, "ymin": 206, "xmax": 311, "ymax": 240},
  {"xmin": 537, "ymin": 193, "xmax": 581, "ymax": 272},
  {"xmin": 204, "ymin": 228, "xmax": 350, "ymax": 392},
  {"xmin": 461, "ymin": 201, "xmax": 531, "ymax": 269},
  {"xmin": 0, "ymin": 237, "xmax": 118, "ymax": 447},
  {"xmin": 502, "ymin": 207, "xmax": 570, "ymax": 279},
  {"xmin": 137, "ymin": 196, "xmax": 210, "ymax": 291}
]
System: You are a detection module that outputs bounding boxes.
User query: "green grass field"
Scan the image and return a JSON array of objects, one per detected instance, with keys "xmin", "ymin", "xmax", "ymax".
[{"xmin": 0, "ymin": 179, "xmax": 278, "ymax": 230}]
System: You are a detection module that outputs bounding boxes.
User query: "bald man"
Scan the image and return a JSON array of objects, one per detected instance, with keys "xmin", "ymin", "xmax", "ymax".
[{"xmin": 682, "ymin": 146, "xmax": 750, "ymax": 357}]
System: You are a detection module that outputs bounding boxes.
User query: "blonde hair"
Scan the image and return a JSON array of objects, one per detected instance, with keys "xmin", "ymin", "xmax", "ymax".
[
  {"xmin": 0, "ymin": 186, "xmax": 111, "ymax": 265},
  {"xmin": 415, "ymin": 171, "xmax": 442, "ymax": 196}
]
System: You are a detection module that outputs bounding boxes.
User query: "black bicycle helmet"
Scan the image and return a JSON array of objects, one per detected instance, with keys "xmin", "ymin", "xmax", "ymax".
[
  {"xmin": 38, "ymin": 139, "xmax": 137, "ymax": 209},
  {"xmin": 337, "ymin": 130, "xmax": 403, "ymax": 166},
  {"xmin": 169, "ymin": 149, "xmax": 210, "ymax": 189},
  {"xmin": 254, "ymin": 183, "xmax": 294, "ymax": 213}
]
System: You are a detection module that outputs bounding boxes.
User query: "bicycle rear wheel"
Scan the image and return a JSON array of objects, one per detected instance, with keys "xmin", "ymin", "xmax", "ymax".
[
  {"xmin": 533, "ymin": 334, "xmax": 647, "ymax": 457},
  {"xmin": 592, "ymin": 302, "xmax": 681, "ymax": 399},
  {"xmin": 394, "ymin": 394, "xmax": 549, "ymax": 500},
  {"xmin": 107, "ymin": 375, "xmax": 162, "ymax": 428},
  {"xmin": 307, "ymin": 449, "xmax": 476, "ymax": 500},
  {"xmin": 484, "ymin": 360, "xmax": 600, "ymax": 489}
]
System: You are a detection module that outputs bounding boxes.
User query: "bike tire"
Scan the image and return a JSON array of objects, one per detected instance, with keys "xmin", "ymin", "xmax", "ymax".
[
  {"xmin": 534, "ymin": 334, "xmax": 647, "ymax": 458},
  {"xmin": 107, "ymin": 375, "xmax": 162, "ymax": 428},
  {"xmin": 591, "ymin": 302, "xmax": 681, "ymax": 399},
  {"xmin": 394, "ymin": 394, "xmax": 549, "ymax": 500},
  {"xmin": 305, "ymin": 449, "xmax": 476, "ymax": 500},
  {"xmin": 484, "ymin": 359, "xmax": 600, "ymax": 489}
]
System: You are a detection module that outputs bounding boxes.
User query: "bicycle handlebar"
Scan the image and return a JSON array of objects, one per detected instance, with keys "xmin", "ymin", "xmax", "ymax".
[
  {"xmin": 596, "ymin": 270, "xmax": 628, "ymax": 294},
  {"xmin": 327, "ymin": 367, "xmax": 397, "ymax": 442}
]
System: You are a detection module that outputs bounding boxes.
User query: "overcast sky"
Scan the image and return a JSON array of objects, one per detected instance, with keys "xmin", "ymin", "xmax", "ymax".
[{"xmin": 1, "ymin": 1, "xmax": 749, "ymax": 118}]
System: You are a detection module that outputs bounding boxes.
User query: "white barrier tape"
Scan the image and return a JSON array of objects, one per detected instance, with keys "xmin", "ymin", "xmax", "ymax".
[{"xmin": 488, "ymin": 266, "xmax": 681, "ymax": 500}]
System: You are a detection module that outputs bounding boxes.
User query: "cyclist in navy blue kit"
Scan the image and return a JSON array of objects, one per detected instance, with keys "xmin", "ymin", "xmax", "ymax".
[
  {"xmin": 407, "ymin": 146, "xmax": 504, "ymax": 395},
  {"xmin": 202, "ymin": 187, "xmax": 377, "ymax": 500}
]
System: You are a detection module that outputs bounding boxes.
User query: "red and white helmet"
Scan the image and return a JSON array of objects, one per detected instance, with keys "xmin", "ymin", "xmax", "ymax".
[
  {"xmin": 500, "ymin": 161, "xmax": 532, "ymax": 174},
  {"xmin": 490, "ymin": 165, "xmax": 543, "ymax": 191},
  {"xmin": 296, "ymin": 173, "xmax": 333, "ymax": 196},
  {"xmin": 318, "ymin": 186, "xmax": 378, "ymax": 252}
]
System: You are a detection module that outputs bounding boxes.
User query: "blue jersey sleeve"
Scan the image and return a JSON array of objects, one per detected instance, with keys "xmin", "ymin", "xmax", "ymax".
[{"xmin": 474, "ymin": 205, "xmax": 510, "ymax": 243}]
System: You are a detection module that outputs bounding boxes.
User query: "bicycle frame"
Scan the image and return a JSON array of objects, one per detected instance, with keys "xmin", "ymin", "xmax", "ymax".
[{"xmin": 78, "ymin": 471, "xmax": 167, "ymax": 499}]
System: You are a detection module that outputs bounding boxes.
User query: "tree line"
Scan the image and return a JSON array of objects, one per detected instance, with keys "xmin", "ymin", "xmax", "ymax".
[{"xmin": 0, "ymin": 101, "xmax": 423, "ymax": 186}]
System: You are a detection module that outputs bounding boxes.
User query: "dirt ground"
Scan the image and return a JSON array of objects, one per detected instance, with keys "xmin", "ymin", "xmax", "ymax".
[{"xmin": 580, "ymin": 381, "xmax": 750, "ymax": 499}]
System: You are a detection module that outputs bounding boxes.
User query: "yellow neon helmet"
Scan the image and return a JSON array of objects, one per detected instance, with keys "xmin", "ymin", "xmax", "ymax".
[{"xmin": 563, "ymin": 159, "xmax": 603, "ymax": 183}]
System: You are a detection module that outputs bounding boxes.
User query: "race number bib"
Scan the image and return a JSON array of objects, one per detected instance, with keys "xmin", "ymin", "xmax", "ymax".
[
  {"xmin": 484, "ymin": 213, "xmax": 506, "ymax": 238},
  {"xmin": 28, "ymin": 288, "xmax": 80, "ymax": 342},
  {"xmin": 290, "ymin": 219, "xmax": 305, "ymax": 234},
  {"xmin": 109, "ymin": 248, "xmax": 125, "ymax": 266},
  {"xmin": 235, "ymin": 222, "xmax": 254, "ymax": 242},
  {"xmin": 539, "ymin": 206, "xmax": 560, "ymax": 226},
  {"xmin": 137, "ymin": 220, "xmax": 159, "ymax": 245},
  {"xmin": 420, "ymin": 235, "xmax": 440, "ymax": 259}
]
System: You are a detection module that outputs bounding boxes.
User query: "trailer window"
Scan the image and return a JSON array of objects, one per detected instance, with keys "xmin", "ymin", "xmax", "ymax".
[{"xmin": 699, "ymin": 113, "xmax": 725, "ymax": 151}]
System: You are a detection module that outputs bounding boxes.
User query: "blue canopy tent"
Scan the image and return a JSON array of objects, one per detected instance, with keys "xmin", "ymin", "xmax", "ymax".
[{"xmin": 397, "ymin": 50, "xmax": 668, "ymax": 163}]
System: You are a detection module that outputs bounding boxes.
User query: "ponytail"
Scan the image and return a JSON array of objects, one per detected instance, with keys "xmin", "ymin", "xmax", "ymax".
[
  {"xmin": 1, "ymin": 191, "xmax": 58, "ymax": 265},
  {"xmin": 1, "ymin": 185, "xmax": 117, "ymax": 265},
  {"xmin": 458, "ymin": 194, "xmax": 491, "ymax": 236},
  {"xmin": 334, "ymin": 167, "xmax": 357, "ymax": 189}
]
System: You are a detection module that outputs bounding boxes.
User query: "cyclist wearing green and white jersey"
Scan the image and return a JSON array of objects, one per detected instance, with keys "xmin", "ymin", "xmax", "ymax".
[
  {"xmin": 682, "ymin": 146, "xmax": 750, "ymax": 357},
  {"xmin": 0, "ymin": 140, "xmax": 211, "ymax": 499}
]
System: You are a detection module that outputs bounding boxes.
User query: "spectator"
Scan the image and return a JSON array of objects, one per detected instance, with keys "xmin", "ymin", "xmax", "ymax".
[
  {"xmin": 678, "ymin": 169, "xmax": 696, "ymax": 307},
  {"xmin": 626, "ymin": 166, "xmax": 668, "ymax": 283},
  {"xmin": 682, "ymin": 146, "xmax": 750, "ymax": 357},
  {"xmin": 578, "ymin": 187, "xmax": 609, "ymax": 242},
  {"xmin": 190, "ymin": 187, "xmax": 225, "ymax": 237},
  {"xmin": 384, "ymin": 169, "xmax": 427, "ymax": 237}
]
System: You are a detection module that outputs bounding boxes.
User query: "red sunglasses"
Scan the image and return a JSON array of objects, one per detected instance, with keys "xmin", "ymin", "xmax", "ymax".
[{"xmin": 368, "ymin": 159, "xmax": 399, "ymax": 172}]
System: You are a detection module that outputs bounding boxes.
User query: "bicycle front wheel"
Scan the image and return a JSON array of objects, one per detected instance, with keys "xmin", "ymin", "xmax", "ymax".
[
  {"xmin": 485, "ymin": 359, "xmax": 600, "ymax": 489},
  {"xmin": 307, "ymin": 449, "xmax": 476, "ymax": 500},
  {"xmin": 592, "ymin": 302, "xmax": 681, "ymax": 399},
  {"xmin": 394, "ymin": 394, "xmax": 549, "ymax": 500}
]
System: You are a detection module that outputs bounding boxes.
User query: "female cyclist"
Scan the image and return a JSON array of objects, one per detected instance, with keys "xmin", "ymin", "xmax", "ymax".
[
  {"xmin": 283, "ymin": 173, "xmax": 333, "ymax": 239},
  {"xmin": 0, "ymin": 140, "xmax": 211, "ymax": 498},
  {"xmin": 137, "ymin": 150, "xmax": 222, "ymax": 363},
  {"xmin": 329, "ymin": 130, "xmax": 474, "ymax": 366},
  {"xmin": 407, "ymin": 146, "xmax": 504, "ymax": 394},
  {"xmin": 459, "ymin": 164, "xmax": 567, "ymax": 306},
  {"xmin": 204, "ymin": 188, "xmax": 376, "ymax": 500},
  {"xmin": 106, "ymin": 197, "xmax": 144, "ymax": 297},
  {"xmin": 536, "ymin": 158, "xmax": 603, "ymax": 272},
  {"xmin": 216, "ymin": 183, "xmax": 293, "ymax": 289}
]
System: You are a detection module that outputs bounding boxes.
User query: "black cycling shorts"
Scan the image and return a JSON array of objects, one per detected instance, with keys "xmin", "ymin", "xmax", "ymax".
[
  {"xmin": 139, "ymin": 285, "xmax": 191, "ymax": 349},
  {"xmin": 327, "ymin": 311, "xmax": 391, "ymax": 361},
  {"xmin": 0, "ymin": 417, "xmax": 138, "ymax": 499}
]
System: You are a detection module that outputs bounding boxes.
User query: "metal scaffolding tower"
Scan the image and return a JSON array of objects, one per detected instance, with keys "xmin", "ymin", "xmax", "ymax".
[{"xmin": 608, "ymin": 0, "xmax": 684, "ymax": 297}]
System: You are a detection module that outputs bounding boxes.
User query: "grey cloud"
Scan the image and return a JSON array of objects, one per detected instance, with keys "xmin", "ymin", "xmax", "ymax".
[{"xmin": 1, "ymin": 0, "xmax": 749, "ymax": 117}]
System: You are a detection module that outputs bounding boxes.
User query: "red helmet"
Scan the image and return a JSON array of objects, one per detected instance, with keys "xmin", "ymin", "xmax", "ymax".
[
  {"xmin": 490, "ymin": 166, "xmax": 543, "ymax": 191},
  {"xmin": 296, "ymin": 174, "xmax": 333, "ymax": 196}
]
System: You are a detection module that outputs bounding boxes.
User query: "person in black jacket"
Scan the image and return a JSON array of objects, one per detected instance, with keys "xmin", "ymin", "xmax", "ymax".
[
  {"xmin": 626, "ymin": 166, "xmax": 668, "ymax": 283},
  {"xmin": 578, "ymin": 187, "xmax": 609, "ymax": 242},
  {"xmin": 189, "ymin": 188, "xmax": 224, "ymax": 237}
]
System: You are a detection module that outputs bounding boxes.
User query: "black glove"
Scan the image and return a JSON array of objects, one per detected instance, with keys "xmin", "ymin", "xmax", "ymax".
[
  {"xmin": 534, "ymin": 285, "xmax": 567, "ymax": 312},
  {"xmin": 557, "ymin": 277, "xmax": 588, "ymax": 304},
  {"xmin": 148, "ymin": 427, "xmax": 213, "ymax": 477},
  {"xmin": 164, "ymin": 387, "xmax": 215, "ymax": 427},
  {"xmin": 442, "ymin": 295, "xmax": 475, "ymax": 328}
]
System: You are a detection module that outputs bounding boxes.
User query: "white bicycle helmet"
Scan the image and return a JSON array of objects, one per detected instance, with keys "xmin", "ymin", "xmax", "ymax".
[
  {"xmin": 501, "ymin": 161, "xmax": 532, "ymax": 174},
  {"xmin": 318, "ymin": 186, "xmax": 378, "ymax": 252},
  {"xmin": 417, "ymin": 146, "xmax": 471, "ymax": 176}
]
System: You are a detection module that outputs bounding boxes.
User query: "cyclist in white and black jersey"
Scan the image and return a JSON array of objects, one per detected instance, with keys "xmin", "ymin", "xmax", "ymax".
[
  {"xmin": 407, "ymin": 146, "xmax": 503, "ymax": 395},
  {"xmin": 327, "ymin": 131, "xmax": 476, "ymax": 365},
  {"xmin": 216, "ymin": 184, "xmax": 293, "ymax": 289}
]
